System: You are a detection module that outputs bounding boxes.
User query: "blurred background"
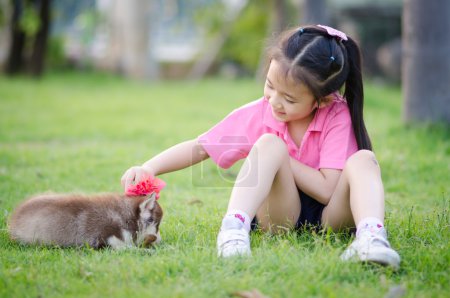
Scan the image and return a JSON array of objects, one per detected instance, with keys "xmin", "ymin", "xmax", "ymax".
[{"xmin": 0, "ymin": 0, "xmax": 448, "ymax": 123}]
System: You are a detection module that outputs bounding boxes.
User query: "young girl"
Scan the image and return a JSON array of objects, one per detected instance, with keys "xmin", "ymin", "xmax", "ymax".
[{"xmin": 121, "ymin": 25, "xmax": 400, "ymax": 268}]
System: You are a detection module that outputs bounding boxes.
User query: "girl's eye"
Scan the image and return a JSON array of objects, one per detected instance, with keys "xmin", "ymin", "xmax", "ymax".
[{"xmin": 285, "ymin": 98, "xmax": 295, "ymax": 104}]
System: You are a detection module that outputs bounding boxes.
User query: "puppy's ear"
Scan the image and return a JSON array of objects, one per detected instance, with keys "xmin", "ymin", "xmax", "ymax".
[{"xmin": 139, "ymin": 193, "xmax": 156, "ymax": 211}]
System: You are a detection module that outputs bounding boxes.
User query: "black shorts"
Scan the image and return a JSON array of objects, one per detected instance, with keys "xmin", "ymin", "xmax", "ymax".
[{"xmin": 251, "ymin": 190, "xmax": 325, "ymax": 231}]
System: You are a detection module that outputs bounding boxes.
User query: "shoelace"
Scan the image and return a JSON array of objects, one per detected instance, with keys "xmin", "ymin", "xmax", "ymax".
[
  {"xmin": 219, "ymin": 230, "xmax": 248, "ymax": 249},
  {"xmin": 368, "ymin": 234, "xmax": 390, "ymax": 248},
  {"xmin": 350, "ymin": 232, "xmax": 390, "ymax": 253},
  {"xmin": 222, "ymin": 239, "xmax": 246, "ymax": 250}
]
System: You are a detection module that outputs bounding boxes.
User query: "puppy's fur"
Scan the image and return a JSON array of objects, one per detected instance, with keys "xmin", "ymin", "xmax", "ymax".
[{"xmin": 8, "ymin": 192, "xmax": 163, "ymax": 249}]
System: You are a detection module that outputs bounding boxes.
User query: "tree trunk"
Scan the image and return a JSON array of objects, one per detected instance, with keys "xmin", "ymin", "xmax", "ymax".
[
  {"xmin": 255, "ymin": 0, "xmax": 288, "ymax": 80},
  {"xmin": 5, "ymin": 0, "xmax": 26, "ymax": 75},
  {"xmin": 99, "ymin": 0, "xmax": 123, "ymax": 73},
  {"xmin": 120, "ymin": 0, "xmax": 158, "ymax": 80},
  {"xmin": 189, "ymin": 0, "xmax": 248, "ymax": 79},
  {"xmin": 403, "ymin": 0, "xmax": 450, "ymax": 123},
  {"xmin": 272, "ymin": 0, "xmax": 288, "ymax": 35},
  {"xmin": 29, "ymin": 0, "xmax": 51, "ymax": 77},
  {"xmin": 301, "ymin": 0, "xmax": 329, "ymax": 25}
]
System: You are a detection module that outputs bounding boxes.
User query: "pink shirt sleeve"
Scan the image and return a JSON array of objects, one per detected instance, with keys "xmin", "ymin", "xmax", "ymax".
[
  {"xmin": 319, "ymin": 103, "xmax": 358, "ymax": 170},
  {"xmin": 198, "ymin": 100, "xmax": 265, "ymax": 169}
]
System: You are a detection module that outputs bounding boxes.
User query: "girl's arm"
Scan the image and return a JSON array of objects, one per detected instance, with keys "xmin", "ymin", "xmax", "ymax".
[
  {"xmin": 121, "ymin": 138, "xmax": 209, "ymax": 189},
  {"xmin": 143, "ymin": 138, "xmax": 209, "ymax": 175},
  {"xmin": 289, "ymin": 158, "xmax": 341, "ymax": 205}
]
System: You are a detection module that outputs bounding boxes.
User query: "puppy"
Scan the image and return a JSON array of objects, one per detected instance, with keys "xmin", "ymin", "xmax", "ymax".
[{"xmin": 8, "ymin": 192, "xmax": 163, "ymax": 249}]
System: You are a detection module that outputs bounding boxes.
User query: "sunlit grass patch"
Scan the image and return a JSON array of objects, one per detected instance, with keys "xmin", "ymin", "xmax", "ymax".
[{"xmin": 0, "ymin": 73, "xmax": 448, "ymax": 298}]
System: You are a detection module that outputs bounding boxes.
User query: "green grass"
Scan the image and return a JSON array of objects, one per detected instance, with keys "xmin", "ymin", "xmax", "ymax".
[{"xmin": 0, "ymin": 72, "xmax": 449, "ymax": 298}]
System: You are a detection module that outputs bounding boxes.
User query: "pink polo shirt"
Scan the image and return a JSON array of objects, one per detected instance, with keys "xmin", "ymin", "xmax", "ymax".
[{"xmin": 198, "ymin": 95, "xmax": 358, "ymax": 170}]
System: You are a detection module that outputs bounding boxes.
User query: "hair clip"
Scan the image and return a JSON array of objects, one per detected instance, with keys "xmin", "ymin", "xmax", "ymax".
[{"xmin": 317, "ymin": 24, "xmax": 348, "ymax": 41}]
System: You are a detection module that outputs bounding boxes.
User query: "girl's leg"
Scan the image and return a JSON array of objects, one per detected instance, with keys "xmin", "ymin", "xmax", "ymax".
[
  {"xmin": 321, "ymin": 150, "xmax": 400, "ymax": 268},
  {"xmin": 228, "ymin": 133, "xmax": 301, "ymax": 230},
  {"xmin": 321, "ymin": 150, "xmax": 384, "ymax": 230},
  {"xmin": 217, "ymin": 134, "xmax": 300, "ymax": 257}
]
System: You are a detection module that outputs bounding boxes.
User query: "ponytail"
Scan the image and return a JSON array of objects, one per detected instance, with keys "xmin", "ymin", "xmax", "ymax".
[{"xmin": 343, "ymin": 37, "xmax": 372, "ymax": 150}]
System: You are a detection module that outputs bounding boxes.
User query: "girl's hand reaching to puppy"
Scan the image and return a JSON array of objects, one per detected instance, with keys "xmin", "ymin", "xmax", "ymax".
[
  {"xmin": 121, "ymin": 139, "xmax": 209, "ymax": 194},
  {"xmin": 121, "ymin": 165, "xmax": 155, "ymax": 192}
]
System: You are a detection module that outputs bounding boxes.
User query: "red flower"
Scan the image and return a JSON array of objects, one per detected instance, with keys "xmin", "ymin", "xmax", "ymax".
[{"xmin": 126, "ymin": 177, "xmax": 166, "ymax": 199}]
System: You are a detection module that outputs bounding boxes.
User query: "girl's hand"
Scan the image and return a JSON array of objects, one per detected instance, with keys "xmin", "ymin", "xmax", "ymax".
[
  {"xmin": 121, "ymin": 165, "xmax": 155, "ymax": 192},
  {"xmin": 120, "ymin": 139, "xmax": 207, "ymax": 192}
]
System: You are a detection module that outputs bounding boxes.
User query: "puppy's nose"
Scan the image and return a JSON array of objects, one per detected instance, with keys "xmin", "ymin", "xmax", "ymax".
[{"xmin": 143, "ymin": 234, "xmax": 157, "ymax": 247}]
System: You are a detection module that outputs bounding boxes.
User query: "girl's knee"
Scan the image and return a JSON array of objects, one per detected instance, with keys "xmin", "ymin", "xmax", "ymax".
[
  {"xmin": 255, "ymin": 134, "xmax": 287, "ymax": 153},
  {"xmin": 344, "ymin": 150, "xmax": 379, "ymax": 171}
]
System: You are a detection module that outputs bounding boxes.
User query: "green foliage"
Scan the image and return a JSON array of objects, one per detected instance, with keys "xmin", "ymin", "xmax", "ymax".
[
  {"xmin": 193, "ymin": 0, "xmax": 226, "ymax": 35},
  {"xmin": 218, "ymin": 0, "xmax": 299, "ymax": 73},
  {"xmin": 193, "ymin": 0, "xmax": 271, "ymax": 73},
  {"xmin": 74, "ymin": 9, "xmax": 102, "ymax": 45},
  {"xmin": 220, "ymin": 0, "xmax": 270, "ymax": 73},
  {"xmin": 0, "ymin": 73, "xmax": 449, "ymax": 297},
  {"xmin": 19, "ymin": 4, "xmax": 40, "ymax": 37},
  {"xmin": 46, "ymin": 36, "xmax": 67, "ymax": 70}
]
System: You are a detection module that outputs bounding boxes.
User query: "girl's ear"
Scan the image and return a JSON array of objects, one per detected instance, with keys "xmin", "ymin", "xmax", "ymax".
[{"xmin": 318, "ymin": 94, "xmax": 334, "ymax": 108}]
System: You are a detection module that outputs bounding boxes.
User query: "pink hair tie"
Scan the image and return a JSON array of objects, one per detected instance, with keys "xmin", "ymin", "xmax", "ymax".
[{"xmin": 317, "ymin": 24, "xmax": 348, "ymax": 41}]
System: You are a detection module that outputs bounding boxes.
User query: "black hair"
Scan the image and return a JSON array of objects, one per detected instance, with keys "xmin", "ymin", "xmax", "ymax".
[{"xmin": 268, "ymin": 25, "xmax": 372, "ymax": 150}]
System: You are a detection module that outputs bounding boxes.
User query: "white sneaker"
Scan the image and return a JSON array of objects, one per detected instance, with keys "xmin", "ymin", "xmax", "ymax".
[
  {"xmin": 217, "ymin": 216, "xmax": 251, "ymax": 257},
  {"xmin": 217, "ymin": 228, "xmax": 251, "ymax": 257},
  {"xmin": 340, "ymin": 231, "xmax": 400, "ymax": 269}
]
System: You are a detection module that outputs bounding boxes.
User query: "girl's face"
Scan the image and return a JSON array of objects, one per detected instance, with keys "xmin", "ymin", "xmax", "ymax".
[{"xmin": 264, "ymin": 60, "xmax": 318, "ymax": 123}]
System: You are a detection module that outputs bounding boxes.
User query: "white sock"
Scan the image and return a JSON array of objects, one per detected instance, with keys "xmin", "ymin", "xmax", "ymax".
[
  {"xmin": 356, "ymin": 217, "xmax": 387, "ymax": 238},
  {"xmin": 221, "ymin": 209, "xmax": 251, "ymax": 233}
]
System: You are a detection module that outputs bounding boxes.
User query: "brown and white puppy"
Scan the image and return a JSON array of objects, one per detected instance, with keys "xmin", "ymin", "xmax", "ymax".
[{"xmin": 8, "ymin": 192, "xmax": 163, "ymax": 249}]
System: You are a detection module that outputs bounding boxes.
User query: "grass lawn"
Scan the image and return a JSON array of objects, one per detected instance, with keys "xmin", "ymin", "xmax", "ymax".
[{"xmin": 0, "ymin": 72, "xmax": 448, "ymax": 298}]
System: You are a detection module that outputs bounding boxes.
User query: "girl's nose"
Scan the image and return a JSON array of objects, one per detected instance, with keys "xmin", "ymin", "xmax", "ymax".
[{"xmin": 268, "ymin": 95, "xmax": 282, "ymax": 108}]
